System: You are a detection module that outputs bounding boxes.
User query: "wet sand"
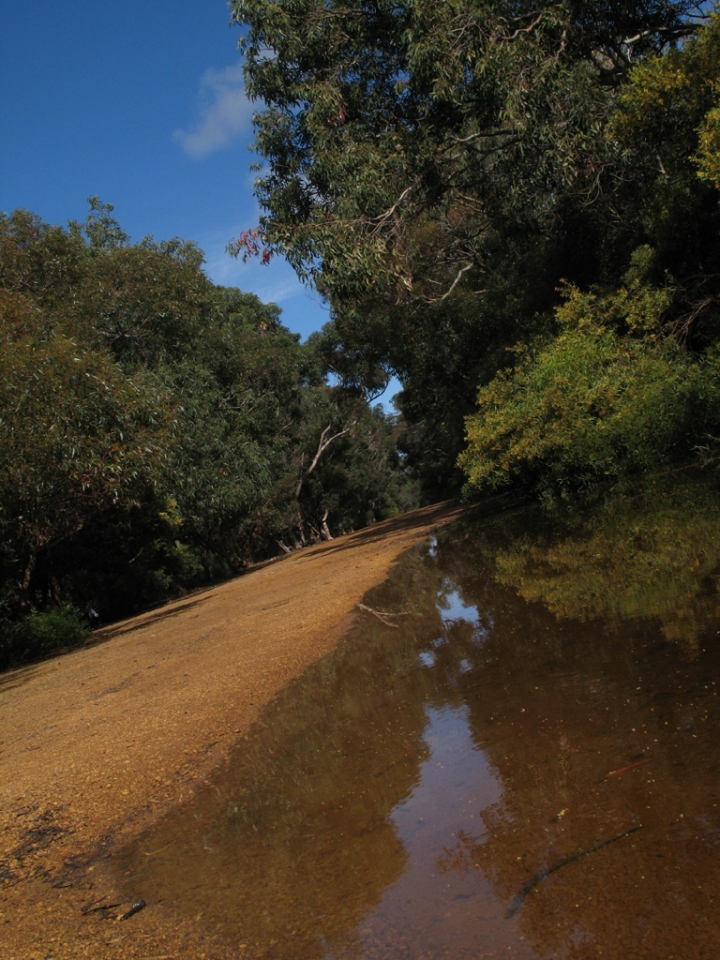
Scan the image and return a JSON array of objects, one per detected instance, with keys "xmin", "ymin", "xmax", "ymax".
[{"xmin": 0, "ymin": 502, "xmax": 462, "ymax": 960}]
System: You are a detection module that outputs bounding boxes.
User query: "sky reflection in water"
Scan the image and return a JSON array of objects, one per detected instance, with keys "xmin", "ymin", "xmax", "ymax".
[{"xmin": 116, "ymin": 469, "xmax": 720, "ymax": 960}]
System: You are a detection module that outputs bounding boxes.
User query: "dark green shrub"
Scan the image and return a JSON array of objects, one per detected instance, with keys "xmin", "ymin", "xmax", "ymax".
[{"xmin": 0, "ymin": 604, "xmax": 90, "ymax": 670}]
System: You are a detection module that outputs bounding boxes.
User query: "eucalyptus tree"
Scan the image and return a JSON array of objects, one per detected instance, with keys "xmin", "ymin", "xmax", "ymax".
[
  {"xmin": 461, "ymin": 14, "xmax": 720, "ymax": 495},
  {"xmin": 230, "ymin": 0, "xmax": 705, "ymax": 492}
]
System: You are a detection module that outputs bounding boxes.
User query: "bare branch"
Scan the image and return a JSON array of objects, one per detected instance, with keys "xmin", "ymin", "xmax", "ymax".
[
  {"xmin": 499, "ymin": 12, "xmax": 544, "ymax": 42},
  {"xmin": 370, "ymin": 185, "xmax": 414, "ymax": 224},
  {"xmin": 450, "ymin": 128, "xmax": 514, "ymax": 145},
  {"xmin": 424, "ymin": 262, "xmax": 475, "ymax": 303},
  {"xmin": 295, "ymin": 421, "xmax": 357, "ymax": 499},
  {"xmin": 369, "ymin": 183, "xmax": 417, "ymax": 240}
]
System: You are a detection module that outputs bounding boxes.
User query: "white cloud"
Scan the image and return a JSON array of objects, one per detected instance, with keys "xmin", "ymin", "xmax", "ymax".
[
  {"xmin": 194, "ymin": 223, "xmax": 330, "ymax": 340},
  {"xmin": 174, "ymin": 62, "xmax": 253, "ymax": 158},
  {"xmin": 199, "ymin": 222, "xmax": 301, "ymax": 300},
  {"xmin": 207, "ymin": 245, "xmax": 304, "ymax": 303}
]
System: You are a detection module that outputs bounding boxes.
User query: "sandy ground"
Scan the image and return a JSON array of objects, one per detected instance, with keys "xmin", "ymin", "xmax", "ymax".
[{"xmin": 0, "ymin": 502, "xmax": 462, "ymax": 960}]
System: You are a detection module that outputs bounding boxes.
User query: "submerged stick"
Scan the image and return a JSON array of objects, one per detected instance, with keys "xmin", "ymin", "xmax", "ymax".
[
  {"xmin": 505, "ymin": 824, "xmax": 643, "ymax": 919},
  {"xmin": 81, "ymin": 899, "xmax": 121, "ymax": 915},
  {"xmin": 357, "ymin": 603, "xmax": 414, "ymax": 628},
  {"xmin": 120, "ymin": 900, "xmax": 146, "ymax": 921},
  {"xmin": 600, "ymin": 758, "xmax": 651, "ymax": 781}
]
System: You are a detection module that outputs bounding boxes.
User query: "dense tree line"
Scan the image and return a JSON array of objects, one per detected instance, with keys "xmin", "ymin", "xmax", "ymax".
[
  {"xmin": 0, "ymin": 201, "xmax": 418, "ymax": 666},
  {"xmin": 231, "ymin": 0, "xmax": 720, "ymax": 498}
]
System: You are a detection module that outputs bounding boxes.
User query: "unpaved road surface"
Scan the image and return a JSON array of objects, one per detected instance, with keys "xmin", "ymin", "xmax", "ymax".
[{"xmin": 0, "ymin": 503, "xmax": 462, "ymax": 960}]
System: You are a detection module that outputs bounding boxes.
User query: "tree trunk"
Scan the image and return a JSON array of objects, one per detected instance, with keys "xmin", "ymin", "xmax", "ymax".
[
  {"xmin": 321, "ymin": 507, "xmax": 334, "ymax": 541},
  {"xmin": 21, "ymin": 549, "xmax": 37, "ymax": 596}
]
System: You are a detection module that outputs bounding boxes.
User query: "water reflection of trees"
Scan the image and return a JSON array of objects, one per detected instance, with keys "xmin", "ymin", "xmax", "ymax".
[
  {"xmin": 117, "ymin": 473, "xmax": 720, "ymax": 959},
  {"xmin": 491, "ymin": 470, "xmax": 720, "ymax": 654}
]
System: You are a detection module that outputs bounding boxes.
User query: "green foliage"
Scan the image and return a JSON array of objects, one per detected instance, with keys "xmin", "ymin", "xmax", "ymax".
[
  {"xmin": 605, "ymin": 14, "xmax": 720, "ymax": 343},
  {"xmin": 232, "ymin": 0, "xmax": 695, "ymax": 295},
  {"xmin": 460, "ymin": 281, "xmax": 720, "ymax": 493},
  {"xmin": 231, "ymin": 0, "xmax": 703, "ymax": 496},
  {"xmin": 0, "ymin": 201, "xmax": 418, "ymax": 668},
  {"xmin": 13, "ymin": 4, "xmax": 719, "ymax": 661},
  {"xmin": 610, "ymin": 13, "xmax": 720, "ymax": 188},
  {"xmin": 458, "ymin": 14, "xmax": 720, "ymax": 497},
  {"xmin": 0, "ymin": 287, "xmax": 172, "ymax": 591},
  {"xmin": 0, "ymin": 603, "xmax": 89, "ymax": 670}
]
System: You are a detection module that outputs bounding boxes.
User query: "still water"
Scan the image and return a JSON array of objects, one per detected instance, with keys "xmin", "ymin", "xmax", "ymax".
[{"xmin": 117, "ymin": 470, "xmax": 720, "ymax": 959}]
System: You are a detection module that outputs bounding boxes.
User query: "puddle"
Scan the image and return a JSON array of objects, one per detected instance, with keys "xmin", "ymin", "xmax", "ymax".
[{"xmin": 116, "ymin": 469, "xmax": 720, "ymax": 958}]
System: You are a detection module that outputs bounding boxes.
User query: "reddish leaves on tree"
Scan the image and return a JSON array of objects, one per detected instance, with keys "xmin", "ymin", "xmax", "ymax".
[{"xmin": 232, "ymin": 228, "xmax": 273, "ymax": 265}]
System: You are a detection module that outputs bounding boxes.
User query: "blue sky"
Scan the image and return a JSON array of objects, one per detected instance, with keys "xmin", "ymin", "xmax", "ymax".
[{"xmin": 0, "ymin": 1, "xmax": 330, "ymax": 339}]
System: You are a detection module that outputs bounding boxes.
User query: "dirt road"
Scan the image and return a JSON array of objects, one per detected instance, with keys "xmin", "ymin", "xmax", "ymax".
[{"xmin": 0, "ymin": 502, "xmax": 462, "ymax": 960}]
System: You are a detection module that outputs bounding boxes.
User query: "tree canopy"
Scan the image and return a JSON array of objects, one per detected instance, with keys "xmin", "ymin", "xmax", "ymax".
[{"xmin": 231, "ymin": 0, "xmax": 716, "ymax": 495}]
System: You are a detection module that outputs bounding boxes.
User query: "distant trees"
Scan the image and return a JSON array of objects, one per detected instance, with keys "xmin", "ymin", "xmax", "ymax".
[{"xmin": 0, "ymin": 201, "xmax": 416, "ymax": 667}]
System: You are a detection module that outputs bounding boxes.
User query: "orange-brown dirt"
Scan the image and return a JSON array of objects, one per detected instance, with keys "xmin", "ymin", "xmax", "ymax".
[{"xmin": 0, "ymin": 502, "xmax": 462, "ymax": 960}]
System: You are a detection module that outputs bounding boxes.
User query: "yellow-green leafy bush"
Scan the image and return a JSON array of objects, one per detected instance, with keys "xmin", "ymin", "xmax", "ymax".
[{"xmin": 460, "ymin": 284, "xmax": 720, "ymax": 493}]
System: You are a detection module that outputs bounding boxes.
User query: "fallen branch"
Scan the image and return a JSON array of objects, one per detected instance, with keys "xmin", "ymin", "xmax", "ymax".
[
  {"xmin": 505, "ymin": 824, "xmax": 643, "ymax": 918},
  {"xmin": 81, "ymin": 898, "xmax": 121, "ymax": 915},
  {"xmin": 357, "ymin": 603, "xmax": 415, "ymax": 629}
]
